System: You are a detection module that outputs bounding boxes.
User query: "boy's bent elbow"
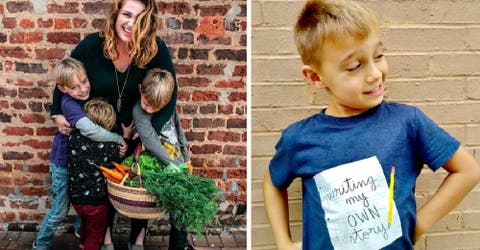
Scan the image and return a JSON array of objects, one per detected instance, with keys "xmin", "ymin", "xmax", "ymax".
[
  {"xmin": 471, "ymin": 162, "xmax": 480, "ymax": 184},
  {"xmin": 461, "ymin": 147, "xmax": 480, "ymax": 183},
  {"xmin": 445, "ymin": 146, "xmax": 480, "ymax": 184}
]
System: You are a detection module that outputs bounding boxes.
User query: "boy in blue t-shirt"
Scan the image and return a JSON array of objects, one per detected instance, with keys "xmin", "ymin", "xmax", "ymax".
[{"xmin": 264, "ymin": 1, "xmax": 480, "ymax": 249}]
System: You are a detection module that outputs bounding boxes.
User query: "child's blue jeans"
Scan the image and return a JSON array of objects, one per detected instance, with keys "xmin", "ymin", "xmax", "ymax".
[{"xmin": 35, "ymin": 163, "xmax": 71, "ymax": 248}]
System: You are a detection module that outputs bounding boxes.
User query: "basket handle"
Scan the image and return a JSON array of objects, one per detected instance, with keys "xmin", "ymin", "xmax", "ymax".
[
  {"xmin": 119, "ymin": 169, "xmax": 130, "ymax": 186},
  {"xmin": 118, "ymin": 143, "xmax": 144, "ymax": 187},
  {"xmin": 118, "ymin": 161, "xmax": 143, "ymax": 187},
  {"xmin": 132, "ymin": 143, "xmax": 143, "ymax": 188}
]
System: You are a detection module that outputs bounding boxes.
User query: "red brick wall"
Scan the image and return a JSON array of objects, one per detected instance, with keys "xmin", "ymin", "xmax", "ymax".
[{"xmin": 0, "ymin": 0, "xmax": 246, "ymax": 233}]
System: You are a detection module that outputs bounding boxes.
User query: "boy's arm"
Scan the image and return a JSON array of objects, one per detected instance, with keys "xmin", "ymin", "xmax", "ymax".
[
  {"xmin": 76, "ymin": 117, "xmax": 123, "ymax": 144},
  {"xmin": 174, "ymin": 111, "xmax": 190, "ymax": 162},
  {"xmin": 415, "ymin": 146, "xmax": 480, "ymax": 241},
  {"xmin": 264, "ymin": 169, "xmax": 302, "ymax": 250},
  {"xmin": 132, "ymin": 102, "xmax": 181, "ymax": 166},
  {"xmin": 62, "ymin": 97, "xmax": 123, "ymax": 144},
  {"xmin": 51, "ymin": 92, "xmax": 72, "ymax": 135}
]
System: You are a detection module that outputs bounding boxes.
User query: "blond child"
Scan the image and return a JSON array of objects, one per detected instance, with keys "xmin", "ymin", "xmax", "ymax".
[
  {"xmin": 264, "ymin": 1, "xmax": 480, "ymax": 249},
  {"xmin": 131, "ymin": 68, "xmax": 193, "ymax": 250},
  {"xmin": 33, "ymin": 58, "xmax": 127, "ymax": 250}
]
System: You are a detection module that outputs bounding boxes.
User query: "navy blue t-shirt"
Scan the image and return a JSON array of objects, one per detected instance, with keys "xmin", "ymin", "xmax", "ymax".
[{"xmin": 269, "ymin": 101, "xmax": 460, "ymax": 250}]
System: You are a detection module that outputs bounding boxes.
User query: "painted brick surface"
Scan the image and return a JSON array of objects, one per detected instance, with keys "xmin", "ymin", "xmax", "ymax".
[
  {"xmin": 0, "ymin": 0, "xmax": 246, "ymax": 234},
  {"xmin": 252, "ymin": 0, "xmax": 480, "ymax": 249}
]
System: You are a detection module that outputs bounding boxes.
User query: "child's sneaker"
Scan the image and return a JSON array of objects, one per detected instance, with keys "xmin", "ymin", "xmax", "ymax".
[{"xmin": 32, "ymin": 241, "xmax": 48, "ymax": 250}]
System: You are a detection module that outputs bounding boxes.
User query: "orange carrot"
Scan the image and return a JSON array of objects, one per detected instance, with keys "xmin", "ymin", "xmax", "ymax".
[
  {"xmin": 102, "ymin": 171, "xmax": 121, "ymax": 183},
  {"xmin": 112, "ymin": 162, "xmax": 128, "ymax": 176},
  {"xmin": 99, "ymin": 166, "xmax": 124, "ymax": 181}
]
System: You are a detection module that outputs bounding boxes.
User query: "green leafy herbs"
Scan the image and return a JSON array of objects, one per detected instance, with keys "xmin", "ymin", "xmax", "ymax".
[
  {"xmin": 122, "ymin": 153, "xmax": 162, "ymax": 172},
  {"xmin": 122, "ymin": 153, "xmax": 220, "ymax": 234},
  {"xmin": 143, "ymin": 169, "xmax": 220, "ymax": 234}
]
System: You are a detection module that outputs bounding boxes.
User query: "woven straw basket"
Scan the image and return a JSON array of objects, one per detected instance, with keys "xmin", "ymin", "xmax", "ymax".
[{"xmin": 107, "ymin": 161, "xmax": 165, "ymax": 219}]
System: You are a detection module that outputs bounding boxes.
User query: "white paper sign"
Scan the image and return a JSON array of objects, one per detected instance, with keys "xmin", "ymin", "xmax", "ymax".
[{"xmin": 314, "ymin": 156, "xmax": 402, "ymax": 250}]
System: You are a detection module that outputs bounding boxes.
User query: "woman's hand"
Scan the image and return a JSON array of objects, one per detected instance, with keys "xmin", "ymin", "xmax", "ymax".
[
  {"xmin": 53, "ymin": 115, "xmax": 72, "ymax": 135},
  {"xmin": 121, "ymin": 121, "xmax": 135, "ymax": 139}
]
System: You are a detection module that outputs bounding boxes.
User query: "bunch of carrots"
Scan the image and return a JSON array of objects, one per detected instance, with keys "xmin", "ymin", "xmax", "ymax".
[
  {"xmin": 100, "ymin": 143, "xmax": 141, "ymax": 184},
  {"xmin": 99, "ymin": 162, "xmax": 132, "ymax": 184}
]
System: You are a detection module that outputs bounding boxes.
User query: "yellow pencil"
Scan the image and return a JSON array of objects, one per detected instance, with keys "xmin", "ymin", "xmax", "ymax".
[{"xmin": 388, "ymin": 166, "xmax": 395, "ymax": 225}]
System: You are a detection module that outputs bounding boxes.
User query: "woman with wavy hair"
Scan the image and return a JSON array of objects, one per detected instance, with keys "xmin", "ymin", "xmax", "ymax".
[{"xmin": 48, "ymin": 0, "xmax": 187, "ymax": 249}]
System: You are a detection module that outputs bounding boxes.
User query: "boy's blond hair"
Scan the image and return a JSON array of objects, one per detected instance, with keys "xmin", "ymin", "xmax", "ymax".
[
  {"xmin": 53, "ymin": 57, "xmax": 86, "ymax": 88},
  {"xmin": 83, "ymin": 98, "xmax": 116, "ymax": 131},
  {"xmin": 294, "ymin": 0, "xmax": 379, "ymax": 67},
  {"xmin": 140, "ymin": 68, "xmax": 174, "ymax": 110}
]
